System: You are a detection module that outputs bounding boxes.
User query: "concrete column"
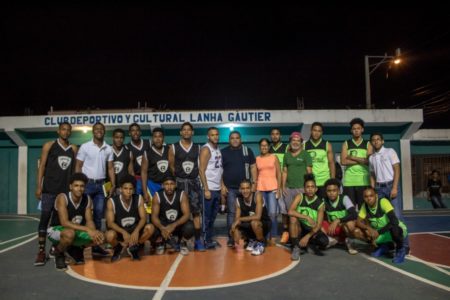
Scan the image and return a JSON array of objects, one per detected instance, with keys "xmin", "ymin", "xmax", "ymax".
[{"xmin": 400, "ymin": 139, "xmax": 413, "ymax": 210}]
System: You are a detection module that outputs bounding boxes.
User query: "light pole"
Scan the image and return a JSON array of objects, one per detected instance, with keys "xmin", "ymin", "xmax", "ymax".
[{"xmin": 364, "ymin": 48, "xmax": 401, "ymax": 109}]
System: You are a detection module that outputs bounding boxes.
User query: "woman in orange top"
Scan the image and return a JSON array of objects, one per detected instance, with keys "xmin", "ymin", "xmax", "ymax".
[{"xmin": 255, "ymin": 138, "xmax": 281, "ymax": 242}]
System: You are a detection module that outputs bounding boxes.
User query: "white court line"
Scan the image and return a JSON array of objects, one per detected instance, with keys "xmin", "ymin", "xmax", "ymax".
[
  {"xmin": 0, "ymin": 235, "xmax": 37, "ymax": 254},
  {"xmin": 153, "ymin": 254, "xmax": 184, "ymax": 300},
  {"xmin": 429, "ymin": 233, "xmax": 450, "ymax": 240},
  {"xmin": 362, "ymin": 254, "xmax": 450, "ymax": 292},
  {"xmin": 0, "ymin": 232, "xmax": 36, "ymax": 245},
  {"xmin": 0, "ymin": 215, "xmax": 40, "ymax": 221},
  {"xmin": 409, "ymin": 231, "xmax": 450, "ymax": 235},
  {"xmin": 407, "ymin": 255, "xmax": 450, "ymax": 275}
]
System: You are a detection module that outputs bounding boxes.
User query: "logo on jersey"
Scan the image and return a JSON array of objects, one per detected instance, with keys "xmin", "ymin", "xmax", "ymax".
[
  {"xmin": 309, "ymin": 151, "xmax": 317, "ymax": 158},
  {"xmin": 71, "ymin": 215, "xmax": 83, "ymax": 224},
  {"xmin": 157, "ymin": 160, "xmax": 169, "ymax": 173},
  {"xmin": 182, "ymin": 161, "xmax": 194, "ymax": 175},
  {"xmin": 349, "ymin": 150, "xmax": 357, "ymax": 157},
  {"xmin": 165, "ymin": 209, "xmax": 178, "ymax": 221},
  {"xmin": 58, "ymin": 156, "xmax": 72, "ymax": 170},
  {"xmin": 121, "ymin": 217, "xmax": 136, "ymax": 228},
  {"xmin": 114, "ymin": 161, "xmax": 124, "ymax": 174},
  {"xmin": 136, "ymin": 155, "xmax": 143, "ymax": 166},
  {"xmin": 249, "ymin": 211, "xmax": 255, "ymax": 216}
]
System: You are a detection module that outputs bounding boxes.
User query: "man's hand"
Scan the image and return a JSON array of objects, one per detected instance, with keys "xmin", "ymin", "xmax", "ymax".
[
  {"xmin": 390, "ymin": 187, "xmax": 398, "ymax": 199},
  {"xmin": 300, "ymin": 235, "xmax": 310, "ymax": 248},
  {"xmin": 328, "ymin": 219, "xmax": 340, "ymax": 236},
  {"xmin": 204, "ymin": 189, "xmax": 211, "ymax": 200},
  {"xmin": 129, "ymin": 230, "xmax": 139, "ymax": 246},
  {"xmin": 231, "ymin": 220, "xmax": 240, "ymax": 232},
  {"xmin": 143, "ymin": 192, "xmax": 151, "ymax": 205},
  {"xmin": 306, "ymin": 216, "xmax": 316, "ymax": 228},
  {"xmin": 88, "ymin": 229, "xmax": 105, "ymax": 245},
  {"xmin": 35, "ymin": 188, "xmax": 42, "ymax": 200}
]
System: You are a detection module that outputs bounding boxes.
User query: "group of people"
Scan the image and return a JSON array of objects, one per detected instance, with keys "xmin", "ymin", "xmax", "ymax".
[{"xmin": 34, "ymin": 117, "xmax": 409, "ymax": 270}]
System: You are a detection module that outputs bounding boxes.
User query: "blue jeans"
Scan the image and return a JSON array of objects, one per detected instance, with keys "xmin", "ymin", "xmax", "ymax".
[
  {"xmin": 203, "ymin": 190, "xmax": 220, "ymax": 242},
  {"xmin": 85, "ymin": 181, "xmax": 106, "ymax": 230},
  {"xmin": 375, "ymin": 182, "xmax": 409, "ymax": 248},
  {"xmin": 226, "ymin": 188, "xmax": 240, "ymax": 239},
  {"xmin": 261, "ymin": 191, "xmax": 278, "ymax": 238}
]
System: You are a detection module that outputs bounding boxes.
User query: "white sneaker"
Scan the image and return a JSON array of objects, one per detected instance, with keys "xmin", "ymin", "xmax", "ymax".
[
  {"xmin": 327, "ymin": 236, "xmax": 338, "ymax": 248},
  {"xmin": 180, "ymin": 241, "xmax": 189, "ymax": 256},
  {"xmin": 251, "ymin": 242, "xmax": 265, "ymax": 256},
  {"xmin": 345, "ymin": 238, "xmax": 358, "ymax": 255},
  {"xmin": 156, "ymin": 244, "xmax": 165, "ymax": 255},
  {"xmin": 246, "ymin": 240, "xmax": 256, "ymax": 252}
]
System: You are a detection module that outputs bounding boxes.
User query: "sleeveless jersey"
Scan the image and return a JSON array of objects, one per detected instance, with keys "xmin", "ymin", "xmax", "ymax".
[
  {"xmin": 113, "ymin": 145, "xmax": 131, "ymax": 185},
  {"xmin": 156, "ymin": 189, "xmax": 184, "ymax": 226},
  {"xmin": 361, "ymin": 197, "xmax": 406, "ymax": 232},
  {"xmin": 145, "ymin": 145, "xmax": 170, "ymax": 183},
  {"xmin": 295, "ymin": 194, "xmax": 324, "ymax": 228},
  {"xmin": 324, "ymin": 195, "xmax": 348, "ymax": 222},
  {"xmin": 128, "ymin": 139, "xmax": 150, "ymax": 176},
  {"xmin": 236, "ymin": 193, "xmax": 270, "ymax": 223},
  {"xmin": 304, "ymin": 139, "xmax": 330, "ymax": 186},
  {"xmin": 173, "ymin": 141, "xmax": 200, "ymax": 179},
  {"xmin": 202, "ymin": 143, "xmax": 223, "ymax": 190},
  {"xmin": 269, "ymin": 143, "xmax": 288, "ymax": 169},
  {"xmin": 42, "ymin": 140, "xmax": 75, "ymax": 194},
  {"xmin": 110, "ymin": 194, "xmax": 141, "ymax": 231},
  {"xmin": 50, "ymin": 192, "xmax": 90, "ymax": 226},
  {"xmin": 343, "ymin": 139, "xmax": 370, "ymax": 187}
]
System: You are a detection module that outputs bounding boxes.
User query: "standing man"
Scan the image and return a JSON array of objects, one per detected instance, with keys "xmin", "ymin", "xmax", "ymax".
[
  {"xmin": 168, "ymin": 122, "xmax": 205, "ymax": 251},
  {"xmin": 112, "ymin": 128, "xmax": 134, "ymax": 193},
  {"xmin": 128, "ymin": 123, "xmax": 151, "ymax": 196},
  {"xmin": 341, "ymin": 118, "xmax": 373, "ymax": 209},
  {"xmin": 34, "ymin": 122, "xmax": 77, "ymax": 266},
  {"xmin": 199, "ymin": 127, "xmax": 224, "ymax": 249},
  {"xmin": 75, "ymin": 122, "xmax": 115, "ymax": 256},
  {"xmin": 369, "ymin": 132, "xmax": 409, "ymax": 252},
  {"xmin": 282, "ymin": 132, "xmax": 313, "ymax": 243},
  {"xmin": 222, "ymin": 131, "xmax": 257, "ymax": 247},
  {"xmin": 304, "ymin": 122, "xmax": 336, "ymax": 199},
  {"xmin": 141, "ymin": 127, "xmax": 171, "ymax": 214}
]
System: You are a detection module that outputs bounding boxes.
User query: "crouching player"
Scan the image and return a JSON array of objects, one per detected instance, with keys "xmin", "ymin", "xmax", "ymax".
[
  {"xmin": 47, "ymin": 173, "xmax": 105, "ymax": 270},
  {"xmin": 151, "ymin": 176, "xmax": 194, "ymax": 256},
  {"xmin": 106, "ymin": 174, "xmax": 154, "ymax": 262},
  {"xmin": 230, "ymin": 179, "xmax": 271, "ymax": 256},
  {"xmin": 322, "ymin": 178, "xmax": 358, "ymax": 254},
  {"xmin": 354, "ymin": 187, "xmax": 407, "ymax": 263},
  {"xmin": 288, "ymin": 175, "xmax": 328, "ymax": 260}
]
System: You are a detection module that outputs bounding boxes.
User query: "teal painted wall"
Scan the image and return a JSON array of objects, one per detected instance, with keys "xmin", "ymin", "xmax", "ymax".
[
  {"xmin": 411, "ymin": 142, "xmax": 450, "ymax": 155},
  {"xmin": 0, "ymin": 148, "xmax": 18, "ymax": 213},
  {"xmin": 27, "ymin": 147, "xmax": 41, "ymax": 214}
]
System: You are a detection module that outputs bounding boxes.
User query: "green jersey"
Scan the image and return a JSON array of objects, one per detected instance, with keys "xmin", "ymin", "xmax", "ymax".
[
  {"xmin": 269, "ymin": 143, "xmax": 288, "ymax": 169},
  {"xmin": 324, "ymin": 195, "xmax": 348, "ymax": 222},
  {"xmin": 358, "ymin": 198, "xmax": 407, "ymax": 232},
  {"xmin": 304, "ymin": 139, "xmax": 330, "ymax": 186},
  {"xmin": 295, "ymin": 194, "xmax": 324, "ymax": 228},
  {"xmin": 343, "ymin": 139, "xmax": 370, "ymax": 187}
]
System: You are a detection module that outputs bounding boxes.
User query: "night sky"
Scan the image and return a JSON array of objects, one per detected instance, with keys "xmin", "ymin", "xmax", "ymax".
[{"xmin": 1, "ymin": 4, "xmax": 449, "ymax": 128}]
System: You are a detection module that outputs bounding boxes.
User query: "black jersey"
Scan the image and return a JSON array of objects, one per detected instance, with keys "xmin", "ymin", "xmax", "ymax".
[
  {"xmin": 42, "ymin": 140, "xmax": 75, "ymax": 194},
  {"xmin": 146, "ymin": 145, "xmax": 170, "ymax": 183},
  {"xmin": 236, "ymin": 194, "xmax": 271, "ymax": 223},
  {"xmin": 128, "ymin": 139, "xmax": 150, "ymax": 176},
  {"xmin": 50, "ymin": 192, "xmax": 90, "ymax": 226},
  {"xmin": 113, "ymin": 145, "xmax": 132, "ymax": 185},
  {"xmin": 156, "ymin": 189, "xmax": 184, "ymax": 226},
  {"xmin": 110, "ymin": 194, "xmax": 141, "ymax": 231},
  {"xmin": 173, "ymin": 141, "xmax": 200, "ymax": 179}
]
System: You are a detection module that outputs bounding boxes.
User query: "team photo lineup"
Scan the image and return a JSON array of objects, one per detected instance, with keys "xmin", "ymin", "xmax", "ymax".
[{"xmin": 34, "ymin": 117, "xmax": 408, "ymax": 270}]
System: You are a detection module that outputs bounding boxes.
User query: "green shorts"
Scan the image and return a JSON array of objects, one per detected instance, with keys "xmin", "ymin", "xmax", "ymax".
[
  {"xmin": 375, "ymin": 223, "xmax": 408, "ymax": 245},
  {"xmin": 47, "ymin": 225, "xmax": 92, "ymax": 247}
]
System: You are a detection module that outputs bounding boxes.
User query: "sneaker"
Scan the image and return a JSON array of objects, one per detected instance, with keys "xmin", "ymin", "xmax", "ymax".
[
  {"xmin": 310, "ymin": 244, "xmax": 324, "ymax": 256},
  {"xmin": 180, "ymin": 241, "xmax": 189, "ymax": 256},
  {"xmin": 92, "ymin": 245, "xmax": 109, "ymax": 257},
  {"xmin": 245, "ymin": 239, "xmax": 256, "ymax": 252},
  {"xmin": 127, "ymin": 245, "xmax": 140, "ymax": 260},
  {"xmin": 327, "ymin": 236, "xmax": 338, "ymax": 249},
  {"xmin": 291, "ymin": 246, "xmax": 301, "ymax": 261},
  {"xmin": 194, "ymin": 239, "xmax": 206, "ymax": 252},
  {"xmin": 345, "ymin": 238, "xmax": 358, "ymax": 255},
  {"xmin": 111, "ymin": 244, "xmax": 123, "ymax": 262},
  {"xmin": 280, "ymin": 231, "xmax": 290, "ymax": 244},
  {"xmin": 166, "ymin": 237, "xmax": 179, "ymax": 253},
  {"xmin": 54, "ymin": 251, "xmax": 67, "ymax": 270},
  {"xmin": 251, "ymin": 242, "xmax": 265, "ymax": 256},
  {"xmin": 66, "ymin": 246, "xmax": 85, "ymax": 265},
  {"xmin": 205, "ymin": 240, "xmax": 217, "ymax": 249},
  {"xmin": 371, "ymin": 244, "xmax": 390, "ymax": 257},
  {"xmin": 227, "ymin": 238, "xmax": 235, "ymax": 248},
  {"xmin": 392, "ymin": 247, "xmax": 406, "ymax": 264},
  {"xmin": 48, "ymin": 245, "xmax": 56, "ymax": 259},
  {"xmin": 34, "ymin": 249, "xmax": 47, "ymax": 266},
  {"xmin": 155, "ymin": 244, "xmax": 165, "ymax": 255}
]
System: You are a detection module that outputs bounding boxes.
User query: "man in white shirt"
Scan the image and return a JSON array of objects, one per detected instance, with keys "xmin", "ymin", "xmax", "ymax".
[
  {"xmin": 369, "ymin": 132, "xmax": 409, "ymax": 252},
  {"xmin": 75, "ymin": 122, "xmax": 115, "ymax": 256}
]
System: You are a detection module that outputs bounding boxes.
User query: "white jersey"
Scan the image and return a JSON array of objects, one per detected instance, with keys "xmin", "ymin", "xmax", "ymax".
[{"xmin": 202, "ymin": 143, "xmax": 223, "ymax": 191}]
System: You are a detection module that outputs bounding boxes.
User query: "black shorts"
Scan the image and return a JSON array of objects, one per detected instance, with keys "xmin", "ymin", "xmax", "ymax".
[
  {"xmin": 237, "ymin": 220, "xmax": 271, "ymax": 239},
  {"xmin": 116, "ymin": 226, "xmax": 143, "ymax": 241},
  {"xmin": 343, "ymin": 186, "xmax": 367, "ymax": 209},
  {"xmin": 176, "ymin": 178, "xmax": 202, "ymax": 214}
]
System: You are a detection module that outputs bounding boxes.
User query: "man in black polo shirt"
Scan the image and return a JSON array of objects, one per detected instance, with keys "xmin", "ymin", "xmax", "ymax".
[{"xmin": 222, "ymin": 131, "xmax": 257, "ymax": 247}]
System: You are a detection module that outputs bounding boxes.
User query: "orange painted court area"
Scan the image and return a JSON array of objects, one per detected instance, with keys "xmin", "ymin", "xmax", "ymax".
[
  {"xmin": 410, "ymin": 234, "xmax": 450, "ymax": 267},
  {"xmin": 70, "ymin": 238, "xmax": 295, "ymax": 289}
]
